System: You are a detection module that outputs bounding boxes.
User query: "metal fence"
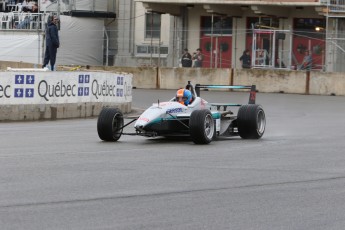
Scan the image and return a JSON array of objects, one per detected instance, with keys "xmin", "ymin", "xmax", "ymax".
[
  {"xmin": 0, "ymin": 12, "xmax": 48, "ymax": 30},
  {"xmin": 322, "ymin": 0, "xmax": 345, "ymax": 12}
]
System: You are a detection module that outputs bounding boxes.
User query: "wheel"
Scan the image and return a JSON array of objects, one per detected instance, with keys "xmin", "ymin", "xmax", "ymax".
[
  {"xmin": 237, "ymin": 104, "xmax": 266, "ymax": 139},
  {"xmin": 189, "ymin": 109, "xmax": 215, "ymax": 144},
  {"xmin": 97, "ymin": 107, "xmax": 124, "ymax": 141}
]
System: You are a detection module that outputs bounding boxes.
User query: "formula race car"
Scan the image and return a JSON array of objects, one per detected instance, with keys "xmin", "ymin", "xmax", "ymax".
[{"xmin": 97, "ymin": 81, "xmax": 266, "ymax": 144}]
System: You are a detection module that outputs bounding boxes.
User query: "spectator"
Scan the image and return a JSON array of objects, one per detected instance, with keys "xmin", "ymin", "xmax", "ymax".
[
  {"xmin": 16, "ymin": 1, "xmax": 24, "ymax": 12},
  {"xmin": 20, "ymin": 0, "xmax": 37, "ymax": 12},
  {"xmin": 192, "ymin": 48, "xmax": 203, "ymax": 68},
  {"xmin": 300, "ymin": 50, "xmax": 312, "ymax": 71},
  {"xmin": 21, "ymin": 0, "xmax": 29, "ymax": 11},
  {"xmin": 30, "ymin": 3, "xmax": 38, "ymax": 12},
  {"xmin": 181, "ymin": 48, "xmax": 192, "ymax": 67},
  {"xmin": 16, "ymin": 13, "xmax": 30, "ymax": 29},
  {"xmin": 42, "ymin": 15, "xmax": 60, "ymax": 71},
  {"xmin": 239, "ymin": 49, "xmax": 251, "ymax": 69},
  {"xmin": 16, "ymin": 3, "xmax": 38, "ymax": 29}
]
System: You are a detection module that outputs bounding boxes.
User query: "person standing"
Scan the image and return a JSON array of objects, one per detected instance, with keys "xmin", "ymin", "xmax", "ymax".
[
  {"xmin": 239, "ymin": 49, "xmax": 251, "ymax": 69},
  {"xmin": 43, "ymin": 15, "xmax": 60, "ymax": 71},
  {"xmin": 192, "ymin": 48, "xmax": 203, "ymax": 68},
  {"xmin": 181, "ymin": 48, "xmax": 192, "ymax": 67},
  {"xmin": 300, "ymin": 50, "xmax": 312, "ymax": 71}
]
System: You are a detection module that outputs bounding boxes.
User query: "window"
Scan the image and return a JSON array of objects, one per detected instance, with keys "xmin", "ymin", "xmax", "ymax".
[
  {"xmin": 247, "ymin": 17, "xmax": 280, "ymax": 29},
  {"xmin": 293, "ymin": 18, "xmax": 326, "ymax": 39},
  {"xmin": 145, "ymin": 13, "xmax": 161, "ymax": 38},
  {"xmin": 200, "ymin": 16, "xmax": 233, "ymax": 36}
]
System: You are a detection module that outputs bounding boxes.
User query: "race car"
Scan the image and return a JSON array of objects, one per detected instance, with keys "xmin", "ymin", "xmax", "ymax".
[{"xmin": 97, "ymin": 81, "xmax": 266, "ymax": 144}]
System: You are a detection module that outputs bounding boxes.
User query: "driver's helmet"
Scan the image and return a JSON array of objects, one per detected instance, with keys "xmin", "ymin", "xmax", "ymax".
[{"xmin": 176, "ymin": 88, "xmax": 192, "ymax": 106}]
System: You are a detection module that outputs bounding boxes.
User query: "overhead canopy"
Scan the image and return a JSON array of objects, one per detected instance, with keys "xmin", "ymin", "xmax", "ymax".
[{"xmin": 136, "ymin": 0, "xmax": 323, "ymax": 17}]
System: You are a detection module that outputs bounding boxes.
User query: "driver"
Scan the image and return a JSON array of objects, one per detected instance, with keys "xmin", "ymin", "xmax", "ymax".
[{"xmin": 176, "ymin": 88, "xmax": 192, "ymax": 106}]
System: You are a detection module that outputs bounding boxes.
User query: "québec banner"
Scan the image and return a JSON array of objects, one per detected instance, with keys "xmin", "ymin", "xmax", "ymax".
[{"xmin": 0, "ymin": 71, "xmax": 132, "ymax": 105}]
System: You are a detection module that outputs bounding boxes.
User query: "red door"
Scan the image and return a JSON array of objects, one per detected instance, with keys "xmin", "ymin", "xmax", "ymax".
[
  {"xmin": 200, "ymin": 35, "xmax": 232, "ymax": 68},
  {"xmin": 293, "ymin": 36, "xmax": 325, "ymax": 70}
]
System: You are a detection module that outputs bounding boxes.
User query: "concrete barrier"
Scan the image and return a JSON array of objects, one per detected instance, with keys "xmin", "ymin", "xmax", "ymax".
[
  {"xmin": 100, "ymin": 66, "xmax": 344, "ymax": 97},
  {"xmin": 0, "ymin": 102, "xmax": 131, "ymax": 121},
  {"xmin": 0, "ymin": 62, "xmax": 345, "ymax": 121},
  {"xmin": 310, "ymin": 71, "xmax": 345, "ymax": 96},
  {"xmin": 158, "ymin": 67, "xmax": 232, "ymax": 89},
  {"xmin": 105, "ymin": 66, "xmax": 158, "ymax": 89},
  {"xmin": 3, "ymin": 61, "xmax": 345, "ymax": 96},
  {"xmin": 234, "ymin": 69, "xmax": 307, "ymax": 94},
  {"xmin": 0, "ymin": 70, "xmax": 132, "ymax": 121}
]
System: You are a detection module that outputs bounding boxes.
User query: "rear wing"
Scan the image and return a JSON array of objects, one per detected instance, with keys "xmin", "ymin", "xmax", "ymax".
[{"xmin": 195, "ymin": 84, "xmax": 257, "ymax": 104}]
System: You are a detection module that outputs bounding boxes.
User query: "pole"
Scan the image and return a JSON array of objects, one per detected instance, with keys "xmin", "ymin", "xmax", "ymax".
[
  {"xmin": 158, "ymin": 17, "xmax": 161, "ymax": 67},
  {"xmin": 234, "ymin": 17, "xmax": 237, "ymax": 68},
  {"xmin": 57, "ymin": 0, "xmax": 60, "ymax": 19},
  {"xmin": 210, "ymin": 13, "xmax": 214, "ymax": 68},
  {"xmin": 150, "ymin": 12, "xmax": 153, "ymax": 66},
  {"xmin": 220, "ymin": 17, "xmax": 223, "ymax": 68},
  {"xmin": 104, "ymin": 27, "xmax": 109, "ymax": 66}
]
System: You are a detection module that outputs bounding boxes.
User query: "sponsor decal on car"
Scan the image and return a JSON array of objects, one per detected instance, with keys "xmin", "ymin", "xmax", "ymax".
[
  {"xmin": 166, "ymin": 108, "xmax": 183, "ymax": 114},
  {"xmin": 138, "ymin": 117, "xmax": 150, "ymax": 122}
]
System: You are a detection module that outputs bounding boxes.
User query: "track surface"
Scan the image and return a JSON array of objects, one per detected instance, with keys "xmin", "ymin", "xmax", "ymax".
[{"xmin": 1, "ymin": 89, "xmax": 345, "ymax": 230}]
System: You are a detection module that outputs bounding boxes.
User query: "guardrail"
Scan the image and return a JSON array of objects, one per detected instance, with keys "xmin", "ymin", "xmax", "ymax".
[
  {"xmin": 321, "ymin": 0, "xmax": 345, "ymax": 12},
  {"xmin": 0, "ymin": 12, "xmax": 48, "ymax": 30}
]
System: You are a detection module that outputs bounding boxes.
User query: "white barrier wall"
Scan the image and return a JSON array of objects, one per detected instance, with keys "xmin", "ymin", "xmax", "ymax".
[{"xmin": 0, "ymin": 71, "xmax": 132, "ymax": 121}]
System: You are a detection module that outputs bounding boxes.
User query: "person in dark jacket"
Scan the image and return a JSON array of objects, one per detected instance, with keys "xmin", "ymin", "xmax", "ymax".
[
  {"xmin": 181, "ymin": 48, "xmax": 192, "ymax": 67},
  {"xmin": 239, "ymin": 49, "xmax": 251, "ymax": 69},
  {"xmin": 42, "ymin": 15, "xmax": 60, "ymax": 71}
]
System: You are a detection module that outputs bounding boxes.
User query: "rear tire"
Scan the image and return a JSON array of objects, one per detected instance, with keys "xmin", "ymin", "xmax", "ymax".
[
  {"xmin": 190, "ymin": 109, "xmax": 215, "ymax": 144},
  {"xmin": 97, "ymin": 107, "xmax": 124, "ymax": 141},
  {"xmin": 237, "ymin": 104, "xmax": 265, "ymax": 139}
]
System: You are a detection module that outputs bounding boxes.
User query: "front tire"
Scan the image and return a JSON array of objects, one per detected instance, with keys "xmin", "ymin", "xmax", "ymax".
[
  {"xmin": 189, "ymin": 109, "xmax": 215, "ymax": 144},
  {"xmin": 237, "ymin": 104, "xmax": 266, "ymax": 139},
  {"xmin": 97, "ymin": 107, "xmax": 124, "ymax": 141}
]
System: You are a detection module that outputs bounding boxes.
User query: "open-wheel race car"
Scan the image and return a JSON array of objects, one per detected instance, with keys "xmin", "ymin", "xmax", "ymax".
[{"xmin": 97, "ymin": 81, "xmax": 266, "ymax": 144}]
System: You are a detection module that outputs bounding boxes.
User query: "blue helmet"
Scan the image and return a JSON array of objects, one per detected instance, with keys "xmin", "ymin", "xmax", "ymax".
[{"xmin": 176, "ymin": 89, "xmax": 192, "ymax": 105}]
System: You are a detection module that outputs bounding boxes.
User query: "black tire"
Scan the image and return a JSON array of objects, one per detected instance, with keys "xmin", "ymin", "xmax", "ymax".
[
  {"xmin": 97, "ymin": 107, "xmax": 124, "ymax": 141},
  {"xmin": 237, "ymin": 104, "xmax": 266, "ymax": 139},
  {"xmin": 189, "ymin": 109, "xmax": 215, "ymax": 144}
]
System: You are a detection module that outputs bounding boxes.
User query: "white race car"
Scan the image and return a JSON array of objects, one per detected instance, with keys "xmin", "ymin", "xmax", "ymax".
[{"xmin": 97, "ymin": 81, "xmax": 266, "ymax": 144}]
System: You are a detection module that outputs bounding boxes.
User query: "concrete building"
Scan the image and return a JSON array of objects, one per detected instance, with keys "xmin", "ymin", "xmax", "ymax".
[
  {"xmin": 1, "ymin": 0, "xmax": 345, "ymax": 72},
  {"xmin": 114, "ymin": 0, "xmax": 345, "ymax": 72}
]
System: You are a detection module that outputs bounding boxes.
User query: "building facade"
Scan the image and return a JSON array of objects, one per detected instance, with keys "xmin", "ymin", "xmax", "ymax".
[
  {"xmin": 114, "ymin": 0, "xmax": 345, "ymax": 72},
  {"xmin": 1, "ymin": 0, "xmax": 345, "ymax": 72}
]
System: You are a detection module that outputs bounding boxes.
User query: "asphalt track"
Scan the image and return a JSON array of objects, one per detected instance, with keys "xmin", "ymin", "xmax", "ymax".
[{"xmin": 1, "ymin": 89, "xmax": 345, "ymax": 230}]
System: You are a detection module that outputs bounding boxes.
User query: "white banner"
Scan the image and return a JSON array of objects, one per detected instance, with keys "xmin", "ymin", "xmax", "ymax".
[
  {"xmin": 0, "ymin": 34, "xmax": 42, "ymax": 64},
  {"xmin": 0, "ymin": 71, "xmax": 132, "ymax": 105}
]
